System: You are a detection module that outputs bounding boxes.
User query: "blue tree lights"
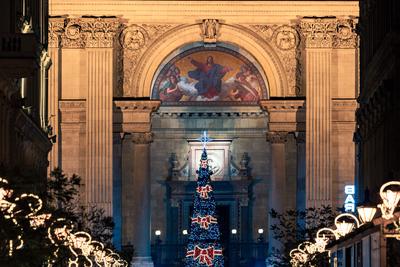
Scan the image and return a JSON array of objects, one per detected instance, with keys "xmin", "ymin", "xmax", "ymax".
[{"xmin": 185, "ymin": 148, "xmax": 224, "ymax": 267}]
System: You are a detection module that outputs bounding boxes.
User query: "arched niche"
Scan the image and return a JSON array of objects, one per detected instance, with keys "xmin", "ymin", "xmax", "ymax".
[{"xmin": 130, "ymin": 24, "xmax": 287, "ymax": 98}]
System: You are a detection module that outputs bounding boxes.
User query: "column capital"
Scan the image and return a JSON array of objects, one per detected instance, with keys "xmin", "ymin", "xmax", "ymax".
[
  {"xmin": 299, "ymin": 18, "xmax": 336, "ymax": 48},
  {"xmin": 266, "ymin": 131, "xmax": 288, "ymax": 144},
  {"xmin": 131, "ymin": 132, "xmax": 153, "ymax": 144},
  {"xmin": 299, "ymin": 17, "xmax": 358, "ymax": 49},
  {"xmin": 50, "ymin": 17, "xmax": 121, "ymax": 48}
]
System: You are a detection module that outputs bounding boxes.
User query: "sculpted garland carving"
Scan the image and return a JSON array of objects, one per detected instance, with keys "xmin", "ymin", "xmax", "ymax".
[
  {"xmin": 248, "ymin": 24, "xmax": 302, "ymax": 96},
  {"xmin": 120, "ymin": 24, "xmax": 176, "ymax": 95}
]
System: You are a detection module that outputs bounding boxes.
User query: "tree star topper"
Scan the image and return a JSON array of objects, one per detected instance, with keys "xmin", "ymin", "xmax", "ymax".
[{"xmin": 197, "ymin": 131, "xmax": 213, "ymax": 149}]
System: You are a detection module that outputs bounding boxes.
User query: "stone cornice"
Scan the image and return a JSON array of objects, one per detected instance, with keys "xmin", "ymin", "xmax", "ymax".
[
  {"xmin": 260, "ymin": 99, "xmax": 305, "ymax": 132},
  {"xmin": 49, "ymin": 1, "xmax": 359, "ymax": 24},
  {"xmin": 114, "ymin": 99, "xmax": 160, "ymax": 111},
  {"xmin": 113, "ymin": 99, "xmax": 160, "ymax": 133},
  {"xmin": 59, "ymin": 100, "xmax": 86, "ymax": 123},
  {"xmin": 49, "ymin": 17, "xmax": 120, "ymax": 48},
  {"xmin": 332, "ymin": 99, "xmax": 357, "ymax": 123}
]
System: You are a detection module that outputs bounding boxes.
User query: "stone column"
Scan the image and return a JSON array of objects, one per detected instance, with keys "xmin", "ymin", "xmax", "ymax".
[
  {"xmin": 300, "ymin": 18, "xmax": 336, "ymax": 208},
  {"xmin": 131, "ymin": 132, "xmax": 153, "ymax": 267},
  {"xmin": 266, "ymin": 131, "xmax": 288, "ymax": 253},
  {"xmin": 114, "ymin": 100, "xmax": 160, "ymax": 267}
]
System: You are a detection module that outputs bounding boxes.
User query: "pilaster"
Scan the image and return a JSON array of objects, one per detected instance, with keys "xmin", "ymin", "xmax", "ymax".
[{"xmin": 300, "ymin": 18, "xmax": 336, "ymax": 208}]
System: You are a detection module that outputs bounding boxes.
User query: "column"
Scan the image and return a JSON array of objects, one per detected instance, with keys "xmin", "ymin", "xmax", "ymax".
[
  {"xmin": 131, "ymin": 132, "xmax": 154, "ymax": 267},
  {"xmin": 266, "ymin": 131, "xmax": 287, "ymax": 253},
  {"xmin": 84, "ymin": 18, "xmax": 119, "ymax": 215},
  {"xmin": 300, "ymin": 18, "xmax": 336, "ymax": 208},
  {"xmin": 114, "ymin": 100, "xmax": 160, "ymax": 267}
]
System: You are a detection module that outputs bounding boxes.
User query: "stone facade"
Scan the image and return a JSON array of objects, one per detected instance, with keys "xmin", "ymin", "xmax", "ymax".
[
  {"xmin": 48, "ymin": 0, "xmax": 359, "ymax": 264},
  {"xmin": 0, "ymin": 0, "xmax": 52, "ymax": 189}
]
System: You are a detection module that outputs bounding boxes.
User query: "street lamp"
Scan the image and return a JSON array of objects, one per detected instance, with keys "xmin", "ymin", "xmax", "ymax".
[
  {"xmin": 357, "ymin": 205, "xmax": 377, "ymax": 224},
  {"xmin": 334, "ymin": 213, "xmax": 360, "ymax": 237},
  {"xmin": 378, "ymin": 181, "xmax": 400, "ymax": 220},
  {"xmin": 231, "ymin": 229, "xmax": 237, "ymax": 235},
  {"xmin": 182, "ymin": 229, "xmax": 188, "ymax": 235}
]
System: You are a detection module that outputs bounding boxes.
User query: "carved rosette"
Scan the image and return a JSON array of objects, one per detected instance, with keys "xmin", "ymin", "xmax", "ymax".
[
  {"xmin": 248, "ymin": 24, "xmax": 302, "ymax": 96},
  {"xmin": 266, "ymin": 132, "xmax": 288, "ymax": 144},
  {"xmin": 333, "ymin": 19, "xmax": 358, "ymax": 49},
  {"xmin": 300, "ymin": 18, "xmax": 337, "ymax": 48},
  {"xmin": 51, "ymin": 17, "xmax": 120, "ymax": 49},
  {"xmin": 131, "ymin": 132, "xmax": 153, "ymax": 144},
  {"xmin": 120, "ymin": 24, "xmax": 175, "ymax": 94}
]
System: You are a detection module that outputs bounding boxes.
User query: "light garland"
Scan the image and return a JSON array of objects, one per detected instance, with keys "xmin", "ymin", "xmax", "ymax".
[
  {"xmin": 0, "ymin": 178, "xmax": 51, "ymax": 256},
  {"xmin": 48, "ymin": 219, "xmax": 128, "ymax": 267}
]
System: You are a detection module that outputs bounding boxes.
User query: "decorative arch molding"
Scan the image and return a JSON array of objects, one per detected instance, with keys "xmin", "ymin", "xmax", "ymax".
[{"xmin": 130, "ymin": 23, "xmax": 288, "ymax": 98}]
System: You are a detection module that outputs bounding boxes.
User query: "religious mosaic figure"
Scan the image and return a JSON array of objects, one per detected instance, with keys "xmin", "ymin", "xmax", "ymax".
[{"xmin": 188, "ymin": 56, "xmax": 232, "ymax": 100}]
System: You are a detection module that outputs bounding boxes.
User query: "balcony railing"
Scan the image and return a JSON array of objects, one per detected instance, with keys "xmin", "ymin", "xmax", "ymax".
[{"xmin": 151, "ymin": 241, "xmax": 268, "ymax": 267}]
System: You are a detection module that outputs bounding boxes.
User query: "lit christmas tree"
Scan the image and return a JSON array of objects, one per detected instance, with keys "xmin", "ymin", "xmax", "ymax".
[{"xmin": 185, "ymin": 132, "xmax": 224, "ymax": 267}]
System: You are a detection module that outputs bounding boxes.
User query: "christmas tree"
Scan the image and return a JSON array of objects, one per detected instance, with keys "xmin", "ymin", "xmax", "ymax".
[{"xmin": 185, "ymin": 145, "xmax": 224, "ymax": 267}]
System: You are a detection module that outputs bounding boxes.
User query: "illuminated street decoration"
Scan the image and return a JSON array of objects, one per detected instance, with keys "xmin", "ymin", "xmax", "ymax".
[
  {"xmin": 377, "ymin": 181, "xmax": 400, "ymax": 220},
  {"xmin": 48, "ymin": 219, "xmax": 128, "ymax": 267},
  {"xmin": 334, "ymin": 213, "xmax": 360, "ymax": 237},
  {"xmin": 344, "ymin": 185, "xmax": 356, "ymax": 212},
  {"xmin": 0, "ymin": 177, "xmax": 51, "ymax": 256}
]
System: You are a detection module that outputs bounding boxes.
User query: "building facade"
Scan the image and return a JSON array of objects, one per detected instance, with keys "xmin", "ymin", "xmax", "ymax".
[
  {"xmin": 356, "ymin": 0, "xmax": 400, "ymax": 203},
  {"xmin": 0, "ymin": 0, "xmax": 52, "ymax": 189},
  {"xmin": 48, "ymin": 1, "xmax": 359, "ymax": 265}
]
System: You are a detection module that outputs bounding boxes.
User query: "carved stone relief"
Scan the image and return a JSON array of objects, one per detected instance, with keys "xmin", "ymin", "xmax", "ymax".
[
  {"xmin": 201, "ymin": 19, "xmax": 220, "ymax": 43},
  {"xmin": 119, "ymin": 24, "xmax": 176, "ymax": 96},
  {"xmin": 49, "ymin": 17, "xmax": 120, "ymax": 49},
  {"xmin": 248, "ymin": 24, "xmax": 302, "ymax": 96}
]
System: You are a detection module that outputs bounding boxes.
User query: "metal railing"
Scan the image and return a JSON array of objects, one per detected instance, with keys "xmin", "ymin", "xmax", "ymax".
[{"xmin": 151, "ymin": 241, "xmax": 268, "ymax": 267}]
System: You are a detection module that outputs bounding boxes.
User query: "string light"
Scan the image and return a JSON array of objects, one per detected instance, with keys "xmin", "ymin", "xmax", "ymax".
[{"xmin": 0, "ymin": 178, "xmax": 51, "ymax": 256}]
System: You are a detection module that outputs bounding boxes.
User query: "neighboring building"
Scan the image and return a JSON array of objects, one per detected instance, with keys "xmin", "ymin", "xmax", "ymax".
[
  {"xmin": 0, "ymin": 0, "xmax": 52, "ymax": 189},
  {"xmin": 48, "ymin": 1, "xmax": 359, "ymax": 265},
  {"xmin": 327, "ymin": 0, "xmax": 400, "ymax": 266},
  {"xmin": 356, "ymin": 0, "xmax": 400, "ymax": 203}
]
